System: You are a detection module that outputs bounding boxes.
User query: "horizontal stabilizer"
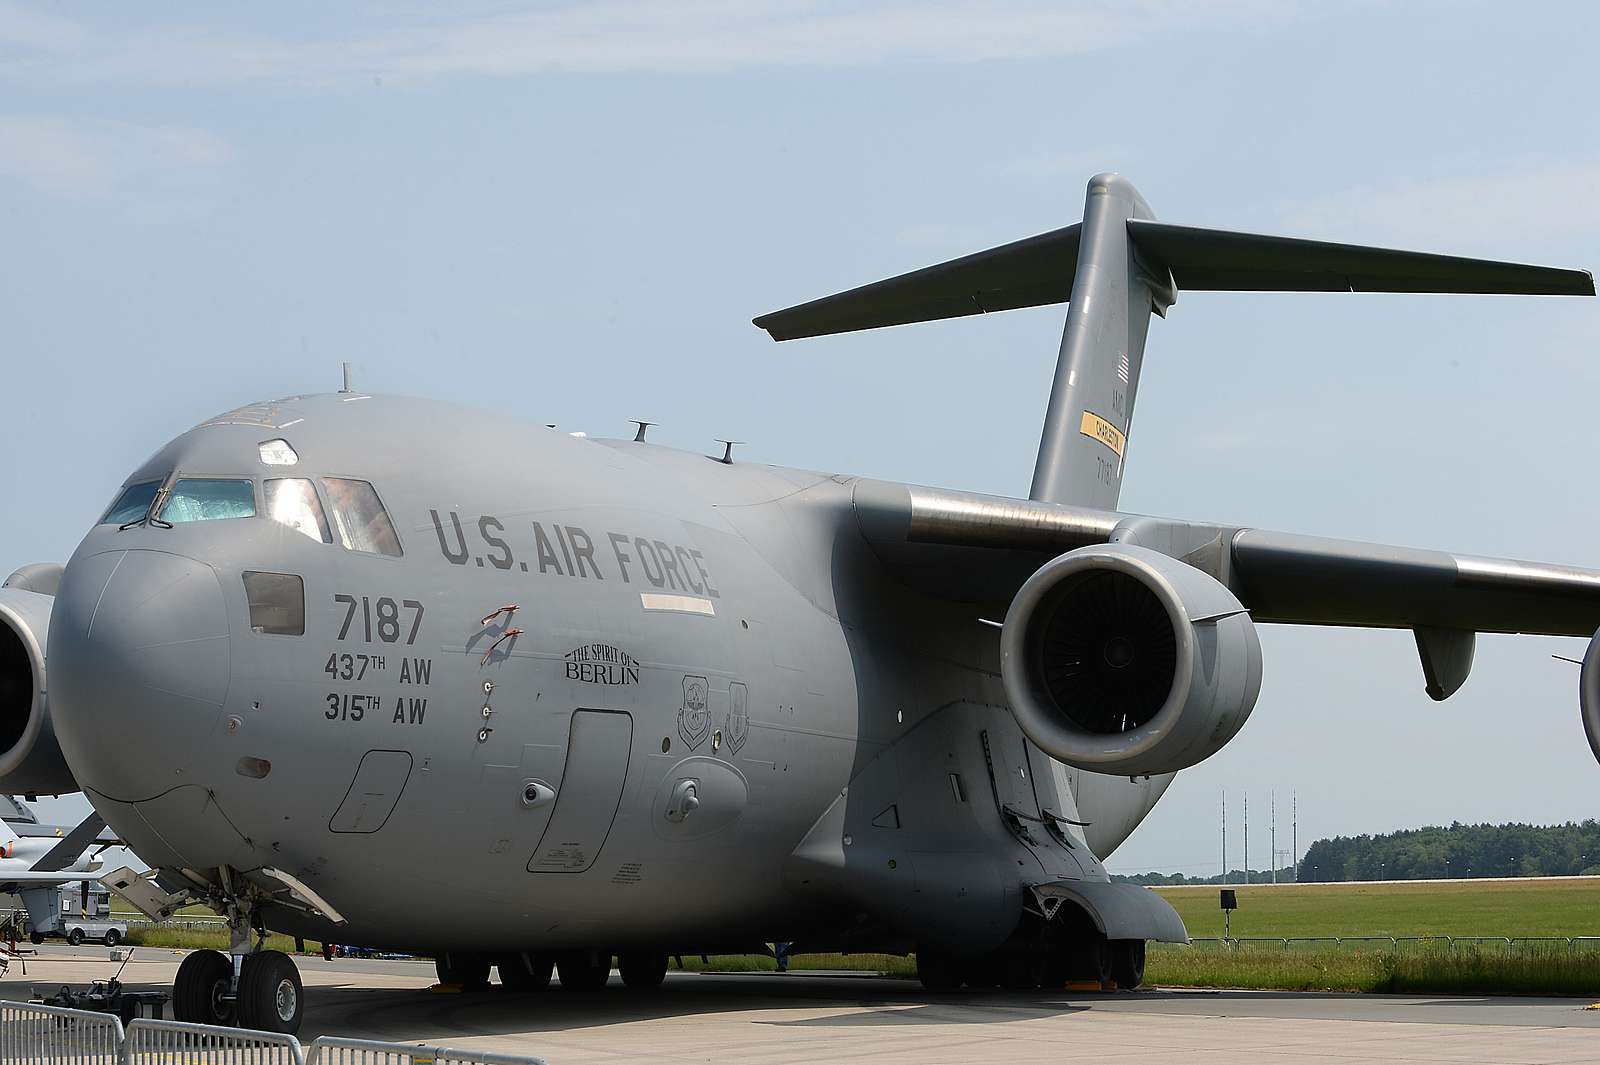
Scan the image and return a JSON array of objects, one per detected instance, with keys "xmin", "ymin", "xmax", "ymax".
[
  {"xmin": 32, "ymin": 811, "xmax": 106, "ymax": 872},
  {"xmin": 1128, "ymin": 220, "xmax": 1596, "ymax": 295},
  {"xmin": 755, "ymin": 219, "xmax": 1592, "ymax": 340},
  {"xmin": 754, "ymin": 225, "xmax": 1080, "ymax": 341}
]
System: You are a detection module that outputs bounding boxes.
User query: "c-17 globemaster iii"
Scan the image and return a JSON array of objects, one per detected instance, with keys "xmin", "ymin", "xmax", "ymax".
[{"xmin": 0, "ymin": 173, "xmax": 1596, "ymax": 1034}]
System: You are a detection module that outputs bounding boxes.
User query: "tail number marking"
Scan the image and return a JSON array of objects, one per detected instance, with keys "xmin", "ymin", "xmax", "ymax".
[{"xmin": 334, "ymin": 594, "xmax": 424, "ymax": 645}]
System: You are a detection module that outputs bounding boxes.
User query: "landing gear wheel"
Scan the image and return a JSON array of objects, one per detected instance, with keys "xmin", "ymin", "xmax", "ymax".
[
  {"xmin": 29, "ymin": 931, "xmax": 44, "ymax": 946},
  {"xmin": 556, "ymin": 951, "xmax": 612, "ymax": 991},
  {"xmin": 1073, "ymin": 937, "xmax": 1113, "ymax": 985},
  {"xmin": 104, "ymin": 928, "xmax": 122, "ymax": 948},
  {"xmin": 618, "ymin": 952, "xmax": 668, "ymax": 990},
  {"xmin": 915, "ymin": 949, "xmax": 964, "ymax": 991},
  {"xmin": 964, "ymin": 953, "xmax": 1002, "ymax": 990},
  {"xmin": 236, "ymin": 950, "xmax": 303, "ymax": 1034},
  {"xmin": 66, "ymin": 928, "xmax": 84, "ymax": 946},
  {"xmin": 1000, "ymin": 951, "xmax": 1044, "ymax": 990},
  {"xmin": 1109, "ymin": 940, "xmax": 1145, "ymax": 989},
  {"xmin": 435, "ymin": 952, "xmax": 491, "ymax": 991},
  {"xmin": 497, "ymin": 952, "xmax": 553, "ymax": 992},
  {"xmin": 173, "ymin": 949, "xmax": 236, "ymax": 1026},
  {"xmin": 1038, "ymin": 951, "xmax": 1069, "ymax": 989}
]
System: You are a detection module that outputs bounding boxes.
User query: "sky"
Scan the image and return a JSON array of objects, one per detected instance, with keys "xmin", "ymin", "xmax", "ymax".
[{"xmin": 2, "ymin": 1, "xmax": 1598, "ymax": 877}]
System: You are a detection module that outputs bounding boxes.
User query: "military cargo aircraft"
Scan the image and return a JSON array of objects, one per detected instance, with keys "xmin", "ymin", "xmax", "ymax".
[
  {"xmin": 0, "ymin": 803, "xmax": 107, "ymax": 887},
  {"xmin": 0, "ymin": 799, "xmax": 115, "ymax": 948},
  {"xmin": 1, "ymin": 174, "xmax": 1596, "ymax": 1033}
]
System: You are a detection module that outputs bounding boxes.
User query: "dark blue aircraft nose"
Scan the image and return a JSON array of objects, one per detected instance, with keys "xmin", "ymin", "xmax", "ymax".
[{"xmin": 50, "ymin": 549, "xmax": 231, "ymax": 801}]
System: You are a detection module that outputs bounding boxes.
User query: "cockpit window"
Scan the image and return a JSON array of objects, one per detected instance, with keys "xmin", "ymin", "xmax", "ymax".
[
  {"xmin": 160, "ymin": 478, "xmax": 257, "ymax": 523},
  {"xmin": 242, "ymin": 571, "xmax": 305, "ymax": 635},
  {"xmin": 321, "ymin": 478, "xmax": 402, "ymax": 556},
  {"xmin": 264, "ymin": 479, "xmax": 332, "ymax": 543},
  {"xmin": 101, "ymin": 481, "xmax": 161, "ymax": 525}
]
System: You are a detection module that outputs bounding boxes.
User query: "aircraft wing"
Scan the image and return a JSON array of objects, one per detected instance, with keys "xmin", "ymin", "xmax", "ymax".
[{"xmin": 851, "ymin": 478, "xmax": 1600, "ymax": 638}]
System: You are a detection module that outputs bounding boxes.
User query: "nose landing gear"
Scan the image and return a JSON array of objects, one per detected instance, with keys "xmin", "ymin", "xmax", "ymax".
[
  {"xmin": 171, "ymin": 947, "xmax": 304, "ymax": 1032},
  {"xmin": 169, "ymin": 865, "xmax": 324, "ymax": 1034}
]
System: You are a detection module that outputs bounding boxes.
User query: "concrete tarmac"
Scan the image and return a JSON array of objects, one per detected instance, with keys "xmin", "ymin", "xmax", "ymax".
[{"xmin": 5, "ymin": 945, "xmax": 1600, "ymax": 1063}]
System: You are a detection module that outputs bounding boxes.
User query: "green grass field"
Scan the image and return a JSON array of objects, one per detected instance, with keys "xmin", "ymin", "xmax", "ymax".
[{"xmin": 1154, "ymin": 877, "xmax": 1600, "ymax": 940}]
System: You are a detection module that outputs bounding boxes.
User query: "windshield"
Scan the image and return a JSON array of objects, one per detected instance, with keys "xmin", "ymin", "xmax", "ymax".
[
  {"xmin": 265, "ymin": 478, "xmax": 332, "ymax": 543},
  {"xmin": 322, "ymin": 478, "xmax": 402, "ymax": 556},
  {"xmin": 100, "ymin": 481, "xmax": 162, "ymax": 525},
  {"xmin": 160, "ymin": 478, "xmax": 257, "ymax": 523}
]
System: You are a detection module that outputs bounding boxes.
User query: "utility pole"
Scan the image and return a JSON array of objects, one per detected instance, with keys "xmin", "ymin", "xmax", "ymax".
[
  {"xmin": 1243, "ymin": 792, "xmax": 1249, "ymax": 886},
  {"xmin": 1221, "ymin": 789, "xmax": 1227, "ymax": 885},
  {"xmin": 1271, "ymin": 790, "xmax": 1277, "ymax": 885}
]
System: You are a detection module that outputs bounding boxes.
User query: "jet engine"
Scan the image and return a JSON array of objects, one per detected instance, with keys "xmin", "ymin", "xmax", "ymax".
[
  {"xmin": 1000, "ymin": 543, "xmax": 1264, "ymax": 777},
  {"xmin": 0, "ymin": 567, "xmax": 76, "ymax": 795},
  {"xmin": 1582, "ymin": 627, "xmax": 1600, "ymax": 766}
]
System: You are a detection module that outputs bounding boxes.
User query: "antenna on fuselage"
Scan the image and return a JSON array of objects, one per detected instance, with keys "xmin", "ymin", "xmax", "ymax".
[
  {"xmin": 630, "ymin": 420, "xmax": 656, "ymax": 442},
  {"xmin": 339, "ymin": 361, "xmax": 353, "ymax": 394}
]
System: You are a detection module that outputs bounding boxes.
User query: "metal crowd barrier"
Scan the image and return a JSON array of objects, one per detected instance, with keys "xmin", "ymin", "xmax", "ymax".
[
  {"xmin": 1, "ymin": 1000, "xmax": 126, "ymax": 1064},
  {"xmin": 124, "ymin": 1018, "xmax": 307, "ymax": 1063},
  {"xmin": 0, "ymin": 1001, "xmax": 549, "ymax": 1065}
]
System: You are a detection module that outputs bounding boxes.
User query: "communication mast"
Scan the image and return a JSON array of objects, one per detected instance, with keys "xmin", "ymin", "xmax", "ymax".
[
  {"xmin": 1221, "ymin": 789, "xmax": 1227, "ymax": 885},
  {"xmin": 1293, "ymin": 791, "xmax": 1298, "ymax": 883},
  {"xmin": 1271, "ymin": 790, "xmax": 1277, "ymax": 885}
]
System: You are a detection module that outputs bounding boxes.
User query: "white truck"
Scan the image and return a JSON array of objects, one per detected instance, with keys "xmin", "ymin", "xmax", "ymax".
[{"xmin": 28, "ymin": 883, "xmax": 129, "ymax": 947}]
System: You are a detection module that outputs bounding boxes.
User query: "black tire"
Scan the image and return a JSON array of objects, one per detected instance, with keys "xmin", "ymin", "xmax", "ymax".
[
  {"xmin": 1076, "ymin": 937, "xmax": 1113, "ymax": 985},
  {"xmin": 236, "ymin": 950, "xmax": 304, "ymax": 1034},
  {"xmin": 66, "ymin": 928, "xmax": 84, "ymax": 946},
  {"xmin": 435, "ymin": 952, "xmax": 491, "ymax": 991},
  {"xmin": 1109, "ymin": 940, "xmax": 1146, "ymax": 990},
  {"xmin": 915, "ymin": 949, "xmax": 964, "ymax": 991},
  {"xmin": 29, "ymin": 931, "xmax": 44, "ymax": 946},
  {"xmin": 104, "ymin": 928, "xmax": 122, "ymax": 948},
  {"xmin": 497, "ymin": 952, "xmax": 553, "ymax": 992},
  {"xmin": 556, "ymin": 951, "xmax": 611, "ymax": 992},
  {"xmin": 965, "ymin": 953, "xmax": 1003, "ymax": 989},
  {"xmin": 617, "ymin": 952, "xmax": 668, "ymax": 990},
  {"xmin": 1000, "ymin": 951, "xmax": 1044, "ymax": 990},
  {"xmin": 1038, "ymin": 950, "xmax": 1070, "ymax": 989},
  {"xmin": 173, "ymin": 949, "xmax": 236, "ymax": 1026}
]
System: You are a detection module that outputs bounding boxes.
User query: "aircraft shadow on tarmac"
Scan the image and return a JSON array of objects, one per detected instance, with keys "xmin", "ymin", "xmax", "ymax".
[{"xmin": 289, "ymin": 975, "xmax": 1112, "ymax": 1039}]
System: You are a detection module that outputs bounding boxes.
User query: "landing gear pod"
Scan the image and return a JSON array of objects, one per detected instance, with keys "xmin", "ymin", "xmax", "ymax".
[{"xmin": 1000, "ymin": 543, "xmax": 1264, "ymax": 777}]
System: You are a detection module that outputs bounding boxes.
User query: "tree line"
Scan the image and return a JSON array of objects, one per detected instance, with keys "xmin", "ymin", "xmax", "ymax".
[
  {"xmin": 1111, "ymin": 821, "xmax": 1600, "ymax": 885},
  {"xmin": 1296, "ymin": 821, "xmax": 1600, "ymax": 882}
]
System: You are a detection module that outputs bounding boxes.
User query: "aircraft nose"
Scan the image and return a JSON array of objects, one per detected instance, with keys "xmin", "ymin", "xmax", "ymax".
[{"xmin": 50, "ymin": 549, "xmax": 231, "ymax": 801}]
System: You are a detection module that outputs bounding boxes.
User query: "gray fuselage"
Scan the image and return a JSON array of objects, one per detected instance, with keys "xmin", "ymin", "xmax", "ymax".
[{"xmin": 47, "ymin": 393, "xmax": 1168, "ymax": 954}]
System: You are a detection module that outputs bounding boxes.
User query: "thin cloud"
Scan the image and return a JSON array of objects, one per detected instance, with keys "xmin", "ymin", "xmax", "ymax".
[
  {"xmin": 1, "ymin": 1, "xmax": 1293, "ymax": 88},
  {"xmin": 0, "ymin": 116, "xmax": 231, "ymax": 213},
  {"xmin": 1283, "ymin": 162, "xmax": 1600, "ymax": 249}
]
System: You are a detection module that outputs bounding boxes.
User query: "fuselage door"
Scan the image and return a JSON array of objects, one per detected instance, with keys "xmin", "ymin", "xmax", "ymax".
[{"xmin": 526, "ymin": 709, "xmax": 633, "ymax": 873}]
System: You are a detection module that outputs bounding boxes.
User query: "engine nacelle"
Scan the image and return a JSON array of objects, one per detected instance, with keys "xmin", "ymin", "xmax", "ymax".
[
  {"xmin": 0, "ymin": 579, "xmax": 77, "ymax": 795},
  {"xmin": 1582, "ymin": 628, "xmax": 1600, "ymax": 766},
  {"xmin": 1000, "ymin": 543, "xmax": 1264, "ymax": 777}
]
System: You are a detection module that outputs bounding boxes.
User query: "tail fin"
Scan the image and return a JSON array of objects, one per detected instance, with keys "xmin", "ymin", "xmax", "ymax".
[
  {"xmin": 1031, "ymin": 174, "xmax": 1164, "ymax": 507},
  {"xmin": 753, "ymin": 173, "xmax": 1592, "ymax": 508}
]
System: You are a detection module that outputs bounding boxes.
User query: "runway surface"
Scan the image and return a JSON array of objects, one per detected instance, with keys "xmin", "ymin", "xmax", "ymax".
[{"xmin": 6, "ymin": 945, "xmax": 1600, "ymax": 1063}]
